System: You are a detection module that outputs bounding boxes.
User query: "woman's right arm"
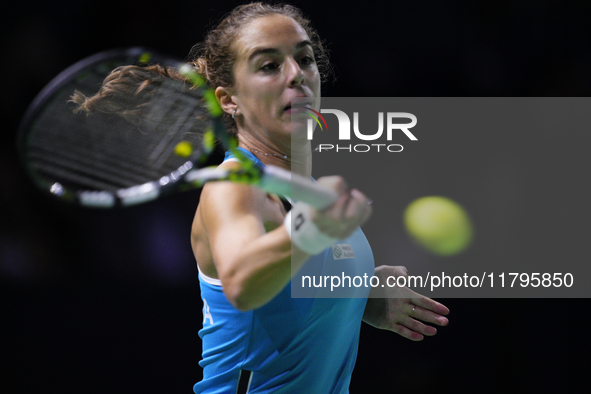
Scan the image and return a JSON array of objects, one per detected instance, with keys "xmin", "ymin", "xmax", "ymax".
[
  {"xmin": 196, "ymin": 170, "xmax": 371, "ymax": 311},
  {"xmin": 198, "ymin": 177, "xmax": 309, "ymax": 311}
]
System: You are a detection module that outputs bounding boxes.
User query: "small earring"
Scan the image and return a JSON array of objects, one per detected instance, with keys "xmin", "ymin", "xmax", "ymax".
[{"xmin": 232, "ymin": 109, "xmax": 237, "ymax": 119}]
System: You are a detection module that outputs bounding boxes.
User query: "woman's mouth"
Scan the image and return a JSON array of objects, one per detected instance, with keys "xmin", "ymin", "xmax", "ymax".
[
  {"xmin": 284, "ymin": 104, "xmax": 310, "ymax": 114},
  {"xmin": 284, "ymin": 97, "xmax": 314, "ymax": 114}
]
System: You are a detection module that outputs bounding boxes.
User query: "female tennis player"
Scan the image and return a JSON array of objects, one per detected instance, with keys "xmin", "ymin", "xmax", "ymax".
[
  {"xmin": 188, "ymin": 3, "xmax": 449, "ymax": 393},
  {"xmin": 69, "ymin": 2, "xmax": 449, "ymax": 392}
]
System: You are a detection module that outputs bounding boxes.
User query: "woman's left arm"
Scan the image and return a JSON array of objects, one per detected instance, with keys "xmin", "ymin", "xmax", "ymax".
[{"xmin": 363, "ymin": 265, "xmax": 450, "ymax": 341}]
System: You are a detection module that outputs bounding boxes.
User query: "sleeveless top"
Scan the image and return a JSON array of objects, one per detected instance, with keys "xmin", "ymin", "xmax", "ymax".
[{"xmin": 194, "ymin": 148, "xmax": 375, "ymax": 393}]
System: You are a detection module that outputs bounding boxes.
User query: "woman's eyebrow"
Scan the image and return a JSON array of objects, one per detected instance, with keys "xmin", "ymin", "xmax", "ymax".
[{"xmin": 248, "ymin": 40, "xmax": 313, "ymax": 62}]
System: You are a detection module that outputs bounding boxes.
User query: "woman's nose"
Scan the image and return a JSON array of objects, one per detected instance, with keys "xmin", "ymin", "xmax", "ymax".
[{"xmin": 286, "ymin": 58, "xmax": 304, "ymax": 87}]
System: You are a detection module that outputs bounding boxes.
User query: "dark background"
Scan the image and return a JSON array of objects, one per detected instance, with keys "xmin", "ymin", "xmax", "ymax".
[{"xmin": 2, "ymin": 0, "xmax": 589, "ymax": 392}]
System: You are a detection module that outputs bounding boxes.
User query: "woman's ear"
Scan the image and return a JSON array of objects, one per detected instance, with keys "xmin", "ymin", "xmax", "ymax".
[{"xmin": 215, "ymin": 86, "xmax": 238, "ymax": 118}]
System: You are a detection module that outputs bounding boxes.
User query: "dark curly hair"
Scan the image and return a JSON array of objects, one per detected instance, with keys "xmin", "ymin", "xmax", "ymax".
[
  {"xmin": 71, "ymin": 3, "xmax": 331, "ymax": 136},
  {"xmin": 188, "ymin": 2, "xmax": 332, "ymax": 132}
]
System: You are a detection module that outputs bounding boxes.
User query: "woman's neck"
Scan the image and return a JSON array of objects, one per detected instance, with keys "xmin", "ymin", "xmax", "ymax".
[{"xmin": 238, "ymin": 134, "xmax": 312, "ymax": 178}]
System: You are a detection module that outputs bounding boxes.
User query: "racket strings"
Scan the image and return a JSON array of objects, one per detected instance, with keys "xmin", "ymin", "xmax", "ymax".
[
  {"xmin": 26, "ymin": 75, "xmax": 208, "ymax": 191},
  {"xmin": 28, "ymin": 125, "xmax": 202, "ymax": 191},
  {"xmin": 27, "ymin": 134, "xmax": 166, "ymax": 189},
  {"xmin": 143, "ymin": 88, "xmax": 205, "ymax": 168}
]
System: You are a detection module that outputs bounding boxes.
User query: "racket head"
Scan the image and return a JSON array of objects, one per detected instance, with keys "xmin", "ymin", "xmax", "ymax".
[{"xmin": 18, "ymin": 47, "xmax": 230, "ymax": 208}]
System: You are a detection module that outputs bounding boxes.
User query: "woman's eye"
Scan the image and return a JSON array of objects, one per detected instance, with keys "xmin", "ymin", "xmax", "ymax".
[
  {"xmin": 261, "ymin": 62, "xmax": 279, "ymax": 72},
  {"xmin": 299, "ymin": 56, "xmax": 315, "ymax": 66}
]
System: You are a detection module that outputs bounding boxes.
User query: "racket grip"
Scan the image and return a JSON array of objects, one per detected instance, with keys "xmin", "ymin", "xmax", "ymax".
[{"xmin": 259, "ymin": 165, "xmax": 339, "ymax": 210}]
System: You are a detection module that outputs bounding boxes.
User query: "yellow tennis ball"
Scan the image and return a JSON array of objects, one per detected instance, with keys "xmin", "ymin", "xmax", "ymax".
[
  {"xmin": 403, "ymin": 196, "xmax": 473, "ymax": 256},
  {"xmin": 174, "ymin": 141, "xmax": 193, "ymax": 157}
]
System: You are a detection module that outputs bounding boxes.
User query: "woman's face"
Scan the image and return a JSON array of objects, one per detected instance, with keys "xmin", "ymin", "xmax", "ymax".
[{"xmin": 227, "ymin": 14, "xmax": 321, "ymax": 143}]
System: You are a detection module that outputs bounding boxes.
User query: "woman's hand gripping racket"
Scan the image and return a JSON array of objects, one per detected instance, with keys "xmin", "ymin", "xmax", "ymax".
[{"xmin": 18, "ymin": 48, "xmax": 338, "ymax": 209}]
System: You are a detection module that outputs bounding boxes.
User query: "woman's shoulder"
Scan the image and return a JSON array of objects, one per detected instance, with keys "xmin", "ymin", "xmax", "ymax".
[{"xmin": 198, "ymin": 160, "xmax": 269, "ymax": 218}]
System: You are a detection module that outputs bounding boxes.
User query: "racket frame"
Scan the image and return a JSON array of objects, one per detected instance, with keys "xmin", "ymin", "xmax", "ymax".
[{"xmin": 18, "ymin": 47, "xmax": 338, "ymax": 209}]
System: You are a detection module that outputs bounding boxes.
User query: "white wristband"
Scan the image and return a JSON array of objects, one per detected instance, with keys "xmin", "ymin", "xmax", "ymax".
[{"xmin": 284, "ymin": 202, "xmax": 337, "ymax": 255}]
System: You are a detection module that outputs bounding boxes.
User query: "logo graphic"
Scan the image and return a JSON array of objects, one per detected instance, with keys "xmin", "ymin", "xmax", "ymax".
[
  {"xmin": 333, "ymin": 245, "xmax": 343, "ymax": 258},
  {"xmin": 306, "ymin": 108, "xmax": 418, "ymax": 153},
  {"xmin": 294, "ymin": 213, "xmax": 305, "ymax": 231},
  {"xmin": 332, "ymin": 244, "xmax": 356, "ymax": 260},
  {"xmin": 304, "ymin": 108, "xmax": 329, "ymax": 132}
]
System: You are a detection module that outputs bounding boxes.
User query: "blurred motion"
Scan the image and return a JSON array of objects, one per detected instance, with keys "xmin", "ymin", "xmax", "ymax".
[
  {"xmin": 2, "ymin": 0, "xmax": 591, "ymax": 393},
  {"xmin": 404, "ymin": 196, "xmax": 473, "ymax": 256}
]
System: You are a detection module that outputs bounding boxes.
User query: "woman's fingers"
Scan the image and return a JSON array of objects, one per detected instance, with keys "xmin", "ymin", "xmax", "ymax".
[
  {"xmin": 391, "ymin": 324, "xmax": 425, "ymax": 341},
  {"xmin": 410, "ymin": 303, "xmax": 450, "ymax": 327},
  {"xmin": 313, "ymin": 177, "xmax": 372, "ymax": 239},
  {"xmin": 412, "ymin": 296, "xmax": 450, "ymax": 325}
]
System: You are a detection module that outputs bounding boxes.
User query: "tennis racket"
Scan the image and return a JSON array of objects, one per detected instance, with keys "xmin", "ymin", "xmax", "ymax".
[{"xmin": 18, "ymin": 47, "xmax": 337, "ymax": 209}]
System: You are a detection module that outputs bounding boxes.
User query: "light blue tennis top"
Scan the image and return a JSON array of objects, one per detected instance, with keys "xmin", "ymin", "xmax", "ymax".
[{"xmin": 194, "ymin": 148, "xmax": 375, "ymax": 393}]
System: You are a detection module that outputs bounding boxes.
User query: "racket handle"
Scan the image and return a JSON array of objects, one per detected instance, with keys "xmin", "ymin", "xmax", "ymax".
[{"xmin": 259, "ymin": 165, "xmax": 339, "ymax": 210}]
